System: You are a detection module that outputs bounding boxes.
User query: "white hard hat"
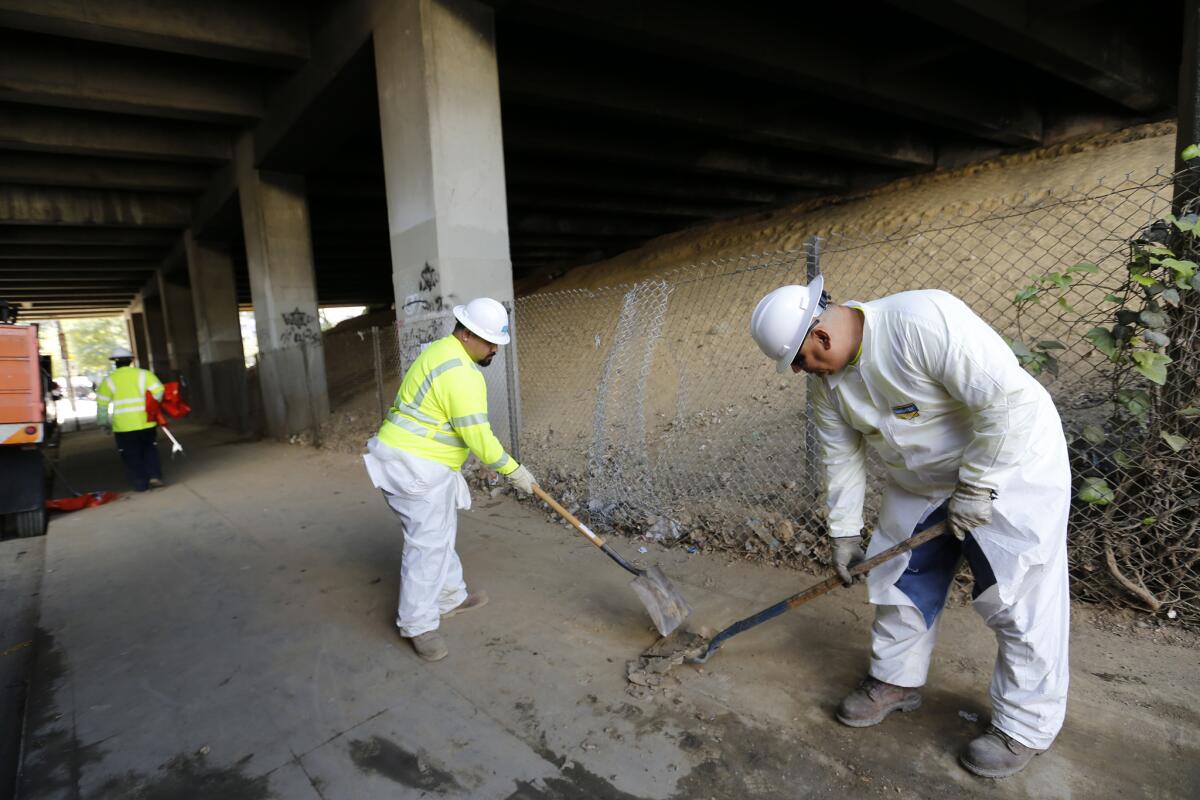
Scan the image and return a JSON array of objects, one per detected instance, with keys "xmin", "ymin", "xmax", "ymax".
[
  {"xmin": 453, "ymin": 297, "xmax": 511, "ymax": 345},
  {"xmin": 749, "ymin": 276, "xmax": 826, "ymax": 374},
  {"xmin": 109, "ymin": 346, "xmax": 134, "ymax": 360}
]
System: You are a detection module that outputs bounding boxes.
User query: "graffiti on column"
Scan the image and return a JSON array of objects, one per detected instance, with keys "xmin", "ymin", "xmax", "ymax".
[
  {"xmin": 281, "ymin": 307, "xmax": 321, "ymax": 347},
  {"xmin": 403, "ymin": 262, "xmax": 445, "ymax": 315}
]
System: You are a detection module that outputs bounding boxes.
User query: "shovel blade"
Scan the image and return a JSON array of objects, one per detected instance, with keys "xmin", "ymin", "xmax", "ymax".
[{"xmin": 630, "ymin": 565, "xmax": 692, "ymax": 636}]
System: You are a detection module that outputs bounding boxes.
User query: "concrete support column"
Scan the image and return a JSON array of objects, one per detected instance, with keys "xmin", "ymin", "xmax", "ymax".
[
  {"xmin": 236, "ymin": 136, "xmax": 328, "ymax": 438},
  {"xmin": 373, "ymin": 0, "xmax": 514, "ymax": 310},
  {"xmin": 157, "ymin": 272, "xmax": 200, "ymax": 372},
  {"xmin": 142, "ymin": 294, "xmax": 171, "ymax": 376},
  {"xmin": 373, "ymin": 0, "xmax": 520, "ymax": 450},
  {"xmin": 184, "ymin": 231, "xmax": 247, "ymax": 427}
]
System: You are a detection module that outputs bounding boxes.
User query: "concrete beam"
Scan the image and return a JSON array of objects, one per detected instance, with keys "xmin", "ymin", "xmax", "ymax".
[
  {"xmin": 0, "ymin": 260, "xmax": 157, "ymax": 272},
  {"xmin": 0, "ymin": 0, "xmax": 309, "ymax": 67},
  {"xmin": 253, "ymin": 0, "xmax": 382, "ymax": 165},
  {"xmin": 507, "ymin": 192, "xmax": 731, "ymax": 219},
  {"xmin": 507, "ymin": 161, "xmax": 791, "ymax": 205},
  {"xmin": 0, "ymin": 33, "xmax": 263, "ymax": 123},
  {"xmin": 889, "ymin": 0, "xmax": 1172, "ymax": 112},
  {"xmin": 0, "ymin": 245, "xmax": 166, "ymax": 260},
  {"xmin": 0, "ymin": 186, "xmax": 190, "ymax": 227},
  {"xmin": 22, "ymin": 308, "xmax": 130, "ymax": 319},
  {"xmin": 503, "ymin": 117, "xmax": 849, "ymax": 189},
  {"xmin": 506, "ymin": 0, "xmax": 1043, "ymax": 145},
  {"xmin": 0, "ymin": 151, "xmax": 210, "ymax": 192},
  {"xmin": 0, "ymin": 226, "xmax": 177, "ymax": 246},
  {"xmin": 0, "ymin": 105, "xmax": 232, "ymax": 163},
  {"xmin": 511, "ymin": 214, "xmax": 673, "ymax": 238},
  {"xmin": 501, "ymin": 60, "xmax": 936, "ymax": 168}
]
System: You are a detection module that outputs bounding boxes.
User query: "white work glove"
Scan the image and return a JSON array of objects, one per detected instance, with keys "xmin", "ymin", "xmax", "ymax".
[
  {"xmin": 948, "ymin": 482, "xmax": 995, "ymax": 541},
  {"xmin": 506, "ymin": 464, "xmax": 536, "ymax": 495},
  {"xmin": 832, "ymin": 535, "xmax": 866, "ymax": 586}
]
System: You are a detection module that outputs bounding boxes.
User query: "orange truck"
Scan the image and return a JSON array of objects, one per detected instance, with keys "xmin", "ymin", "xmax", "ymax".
[{"xmin": 0, "ymin": 309, "xmax": 57, "ymax": 537}]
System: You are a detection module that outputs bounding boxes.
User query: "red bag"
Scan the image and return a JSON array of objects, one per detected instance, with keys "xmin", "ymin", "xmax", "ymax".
[
  {"xmin": 146, "ymin": 381, "xmax": 192, "ymax": 425},
  {"xmin": 46, "ymin": 491, "xmax": 121, "ymax": 512}
]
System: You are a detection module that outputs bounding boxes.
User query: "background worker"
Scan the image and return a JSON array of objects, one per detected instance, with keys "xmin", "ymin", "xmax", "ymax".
[
  {"xmin": 750, "ymin": 281, "xmax": 1071, "ymax": 779},
  {"xmin": 95, "ymin": 346, "xmax": 166, "ymax": 491},
  {"xmin": 363, "ymin": 298, "xmax": 536, "ymax": 662}
]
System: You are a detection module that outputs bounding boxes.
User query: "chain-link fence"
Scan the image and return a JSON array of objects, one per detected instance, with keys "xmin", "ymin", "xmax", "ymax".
[
  {"xmin": 319, "ymin": 306, "xmax": 520, "ymax": 457},
  {"xmin": 514, "ymin": 167, "xmax": 1198, "ymax": 616},
  {"xmin": 314, "ymin": 167, "xmax": 1198, "ymax": 616}
]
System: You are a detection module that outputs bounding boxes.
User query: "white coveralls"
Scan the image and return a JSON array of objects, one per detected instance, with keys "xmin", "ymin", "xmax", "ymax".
[
  {"xmin": 363, "ymin": 436, "xmax": 472, "ymax": 637},
  {"xmin": 812, "ymin": 290, "xmax": 1071, "ymax": 749}
]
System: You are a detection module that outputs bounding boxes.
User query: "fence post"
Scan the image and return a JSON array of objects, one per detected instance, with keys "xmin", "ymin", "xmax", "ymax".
[
  {"xmin": 372, "ymin": 326, "xmax": 385, "ymax": 421},
  {"xmin": 805, "ymin": 235, "xmax": 822, "ymax": 476},
  {"xmin": 504, "ymin": 300, "xmax": 523, "ymax": 461}
]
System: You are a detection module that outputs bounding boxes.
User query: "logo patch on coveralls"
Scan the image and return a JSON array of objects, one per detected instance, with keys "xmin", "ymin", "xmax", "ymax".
[{"xmin": 891, "ymin": 402, "xmax": 920, "ymax": 420}]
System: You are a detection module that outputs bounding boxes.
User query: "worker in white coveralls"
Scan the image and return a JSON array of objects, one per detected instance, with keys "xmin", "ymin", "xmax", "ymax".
[
  {"xmin": 750, "ymin": 280, "xmax": 1071, "ymax": 779},
  {"xmin": 362, "ymin": 298, "xmax": 537, "ymax": 662}
]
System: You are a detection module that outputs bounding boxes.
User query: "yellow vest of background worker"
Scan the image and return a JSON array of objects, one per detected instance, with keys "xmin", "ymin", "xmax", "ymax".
[{"xmin": 96, "ymin": 366, "xmax": 164, "ymax": 433}]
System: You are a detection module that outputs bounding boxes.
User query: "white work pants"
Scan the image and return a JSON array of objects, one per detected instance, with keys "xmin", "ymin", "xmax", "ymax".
[
  {"xmin": 363, "ymin": 438, "xmax": 470, "ymax": 638},
  {"xmin": 869, "ymin": 527, "xmax": 1070, "ymax": 750}
]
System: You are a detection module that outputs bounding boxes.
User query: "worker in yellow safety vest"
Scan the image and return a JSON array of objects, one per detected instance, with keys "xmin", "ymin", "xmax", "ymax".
[
  {"xmin": 95, "ymin": 346, "xmax": 166, "ymax": 491},
  {"xmin": 362, "ymin": 297, "xmax": 537, "ymax": 662}
]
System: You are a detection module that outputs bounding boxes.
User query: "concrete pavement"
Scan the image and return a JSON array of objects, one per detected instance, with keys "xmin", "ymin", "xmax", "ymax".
[{"xmin": 13, "ymin": 422, "xmax": 1200, "ymax": 799}]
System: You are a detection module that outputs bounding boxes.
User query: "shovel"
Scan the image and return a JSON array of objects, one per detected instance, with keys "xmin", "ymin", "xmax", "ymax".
[
  {"xmin": 647, "ymin": 521, "xmax": 949, "ymax": 665},
  {"xmin": 532, "ymin": 484, "xmax": 692, "ymax": 636}
]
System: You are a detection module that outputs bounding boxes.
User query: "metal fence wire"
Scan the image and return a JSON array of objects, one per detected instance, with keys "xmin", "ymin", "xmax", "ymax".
[
  {"xmin": 513, "ymin": 167, "xmax": 1199, "ymax": 617},
  {"xmin": 321, "ymin": 167, "xmax": 1199, "ymax": 617}
]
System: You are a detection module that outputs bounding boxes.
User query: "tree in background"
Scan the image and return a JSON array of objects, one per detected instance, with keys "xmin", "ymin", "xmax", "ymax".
[{"xmin": 52, "ymin": 317, "xmax": 131, "ymax": 383}]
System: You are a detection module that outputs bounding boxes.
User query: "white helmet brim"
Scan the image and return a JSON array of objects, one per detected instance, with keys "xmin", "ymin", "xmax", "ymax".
[{"xmin": 773, "ymin": 274, "xmax": 824, "ymax": 374}]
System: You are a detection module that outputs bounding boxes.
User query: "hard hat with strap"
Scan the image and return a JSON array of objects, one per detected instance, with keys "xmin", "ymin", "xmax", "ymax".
[
  {"xmin": 750, "ymin": 276, "xmax": 826, "ymax": 373},
  {"xmin": 109, "ymin": 345, "xmax": 134, "ymax": 360}
]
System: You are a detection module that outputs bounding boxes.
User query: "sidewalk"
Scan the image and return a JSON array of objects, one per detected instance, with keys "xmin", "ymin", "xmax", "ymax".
[{"xmin": 15, "ymin": 423, "xmax": 1200, "ymax": 799}]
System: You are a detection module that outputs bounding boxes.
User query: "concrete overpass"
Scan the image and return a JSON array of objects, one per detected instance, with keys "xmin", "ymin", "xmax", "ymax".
[{"xmin": 0, "ymin": 0, "xmax": 1188, "ymax": 437}]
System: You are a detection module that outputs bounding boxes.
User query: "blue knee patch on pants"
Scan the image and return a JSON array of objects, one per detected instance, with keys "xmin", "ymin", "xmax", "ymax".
[{"xmin": 894, "ymin": 503, "xmax": 997, "ymax": 628}]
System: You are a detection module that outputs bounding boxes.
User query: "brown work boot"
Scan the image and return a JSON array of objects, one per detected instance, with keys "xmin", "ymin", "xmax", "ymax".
[
  {"xmin": 408, "ymin": 631, "xmax": 448, "ymax": 662},
  {"xmin": 835, "ymin": 676, "xmax": 922, "ymax": 727},
  {"xmin": 960, "ymin": 726, "xmax": 1044, "ymax": 778},
  {"xmin": 442, "ymin": 591, "xmax": 489, "ymax": 619}
]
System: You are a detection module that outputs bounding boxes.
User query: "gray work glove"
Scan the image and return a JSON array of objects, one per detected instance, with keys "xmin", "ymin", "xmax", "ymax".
[
  {"xmin": 948, "ymin": 482, "xmax": 995, "ymax": 541},
  {"xmin": 506, "ymin": 464, "xmax": 536, "ymax": 495},
  {"xmin": 832, "ymin": 535, "xmax": 866, "ymax": 586}
]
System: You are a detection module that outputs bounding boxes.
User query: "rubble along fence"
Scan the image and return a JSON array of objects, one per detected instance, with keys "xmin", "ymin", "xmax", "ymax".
[{"xmin": 322, "ymin": 168, "xmax": 1200, "ymax": 618}]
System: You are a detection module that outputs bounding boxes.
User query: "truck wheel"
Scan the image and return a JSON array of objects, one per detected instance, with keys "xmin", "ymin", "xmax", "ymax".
[{"xmin": 14, "ymin": 508, "xmax": 46, "ymax": 538}]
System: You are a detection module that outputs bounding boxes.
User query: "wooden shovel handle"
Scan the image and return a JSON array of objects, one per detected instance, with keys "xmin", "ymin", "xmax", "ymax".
[
  {"xmin": 532, "ymin": 484, "xmax": 607, "ymax": 549},
  {"xmin": 786, "ymin": 520, "xmax": 949, "ymax": 611},
  {"xmin": 701, "ymin": 520, "xmax": 952, "ymax": 658}
]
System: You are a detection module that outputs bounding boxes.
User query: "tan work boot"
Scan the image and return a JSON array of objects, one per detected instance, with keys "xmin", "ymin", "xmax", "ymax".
[
  {"xmin": 960, "ymin": 726, "xmax": 1044, "ymax": 778},
  {"xmin": 408, "ymin": 631, "xmax": 448, "ymax": 662},
  {"xmin": 835, "ymin": 676, "xmax": 922, "ymax": 727},
  {"xmin": 442, "ymin": 591, "xmax": 489, "ymax": 619},
  {"xmin": 148, "ymin": 478, "xmax": 165, "ymax": 488}
]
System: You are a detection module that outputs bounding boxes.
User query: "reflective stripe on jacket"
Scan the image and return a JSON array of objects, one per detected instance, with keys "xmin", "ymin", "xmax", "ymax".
[
  {"xmin": 377, "ymin": 335, "xmax": 517, "ymax": 474},
  {"xmin": 96, "ymin": 366, "xmax": 164, "ymax": 433}
]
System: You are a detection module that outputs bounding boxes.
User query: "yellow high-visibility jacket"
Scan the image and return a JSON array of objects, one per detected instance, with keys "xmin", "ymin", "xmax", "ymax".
[
  {"xmin": 96, "ymin": 366, "xmax": 164, "ymax": 433},
  {"xmin": 377, "ymin": 335, "xmax": 518, "ymax": 474}
]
